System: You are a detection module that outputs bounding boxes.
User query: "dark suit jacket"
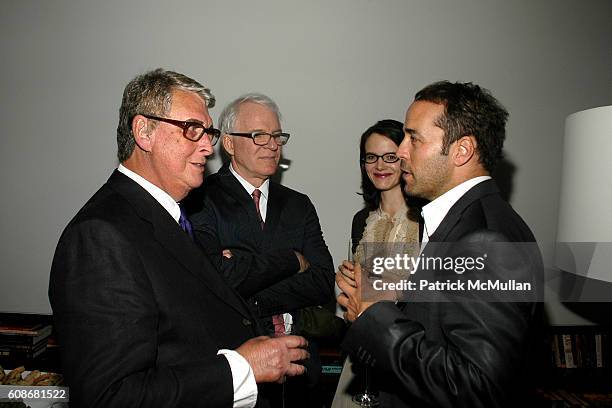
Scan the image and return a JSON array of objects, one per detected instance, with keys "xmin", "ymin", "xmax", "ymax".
[
  {"xmin": 342, "ymin": 180, "xmax": 542, "ymax": 408},
  {"xmin": 49, "ymin": 171, "xmax": 266, "ymax": 408},
  {"xmin": 189, "ymin": 163, "xmax": 335, "ymax": 331}
]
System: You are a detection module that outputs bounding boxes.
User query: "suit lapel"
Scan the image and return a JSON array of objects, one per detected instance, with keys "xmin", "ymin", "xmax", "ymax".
[
  {"xmin": 107, "ymin": 170, "xmax": 253, "ymax": 319},
  {"xmin": 216, "ymin": 163, "xmax": 265, "ymax": 247},
  {"xmin": 428, "ymin": 179, "xmax": 500, "ymax": 243},
  {"xmin": 262, "ymin": 182, "xmax": 286, "ymax": 250},
  {"xmin": 409, "ymin": 181, "xmax": 502, "ymax": 309}
]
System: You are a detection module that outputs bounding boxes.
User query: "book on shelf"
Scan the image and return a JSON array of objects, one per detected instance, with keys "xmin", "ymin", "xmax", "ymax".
[
  {"xmin": 536, "ymin": 388, "xmax": 612, "ymax": 406},
  {"xmin": 549, "ymin": 327, "xmax": 610, "ymax": 370},
  {"xmin": 0, "ymin": 324, "xmax": 52, "ymax": 346},
  {"xmin": 0, "ymin": 323, "xmax": 52, "ymax": 336},
  {"xmin": 595, "ymin": 334, "xmax": 603, "ymax": 368},
  {"xmin": 562, "ymin": 334, "xmax": 575, "ymax": 368},
  {"xmin": 551, "ymin": 333, "xmax": 560, "ymax": 368},
  {"xmin": 0, "ymin": 340, "xmax": 47, "ymax": 360}
]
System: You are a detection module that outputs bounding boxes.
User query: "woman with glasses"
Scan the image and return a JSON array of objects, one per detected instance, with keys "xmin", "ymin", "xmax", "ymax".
[
  {"xmin": 332, "ymin": 119, "xmax": 420, "ymax": 407},
  {"xmin": 351, "ymin": 119, "xmax": 420, "ymax": 262}
]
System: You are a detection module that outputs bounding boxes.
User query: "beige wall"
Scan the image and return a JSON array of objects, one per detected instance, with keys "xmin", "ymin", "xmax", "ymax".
[{"xmin": 1, "ymin": 0, "xmax": 610, "ymax": 321}]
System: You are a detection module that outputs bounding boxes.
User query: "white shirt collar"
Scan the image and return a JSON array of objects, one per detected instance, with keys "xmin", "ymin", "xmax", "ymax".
[
  {"xmin": 421, "ymin": 176, "xmax": 491, "ymax": 242},
  {"xmin": 117, "ymin": 164, "xmax": 181, "ymax": 223},
  {"xmin": 229, "ymin": 163, "xmax": 270, "ymax": 200}
]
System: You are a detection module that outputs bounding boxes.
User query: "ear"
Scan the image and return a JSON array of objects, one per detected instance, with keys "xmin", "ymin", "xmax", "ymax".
[
  {"xmin": 132, "ymin": 114, "xmax": 154, "ymax": 152},
  {"xmin": 222, "ymin": 134, "xmax": 234, "ymax": 156},
  {"xmin": 453, "ymin": 135, "xmax": 476, "ymax": 167}
]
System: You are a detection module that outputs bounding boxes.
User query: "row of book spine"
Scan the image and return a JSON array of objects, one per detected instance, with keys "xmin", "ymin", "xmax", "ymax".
[
  {"xmin": 551, "ymin": 333, "xmax": 607, "ymax": 369},
  {"xmin": 0, "ymin": 324, "xmax": 52, "ymax": 360}
]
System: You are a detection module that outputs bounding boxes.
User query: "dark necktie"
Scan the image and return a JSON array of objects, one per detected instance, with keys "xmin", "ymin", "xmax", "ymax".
[
  {"xmin": 252, "ymin": 189, "xmax": 285, "ymax": 336},
  {"xmin": 251, "ymin": 189, "xmax": 265, "ymax": 230},
  {"xmin": 179, "ymin": 206, "xmax": 194, "ymax": 239}
]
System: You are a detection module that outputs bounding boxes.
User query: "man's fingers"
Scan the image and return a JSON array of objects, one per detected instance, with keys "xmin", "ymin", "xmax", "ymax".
[
  {"xmin": 337, "ymin": 260, "xmax": 355, "ymax": 284},
  {"xmin": 354, "ymin": 262, "xmax": 362, "ymax": 284},
  {"xmin": 345, "ymin": 310, "xmax": 358, "ymax": 322},
  {"xmin": 337, "ymin": 293, "xmax": 349, "ymax": 308},
  {"xmin": 337, "ymin": 265, "xmax": 355, "ymax": 281},
  {"xmin": 294, "ymin": 251, "xmax": 310, "ymax": 273},
  {"xmin": 337, "ymin": 293, "xmax": 359, "ymax": 318},
  {"xmin": 346, "ymin": 301, "xmax": 360, "ymax": 316},
  {"xmin": 277, "ymin": 334, "xmax": 308, "ymax": 349},
  {"xmin": 336, "ymin": 268, "xmax": 357, "ymax": 287},
  {"xmin": 286, "ymin": 363, "xmax": 306, "ymax": 377},
  {"xmin": 238, "ymin": 335, "xmax": 311, "ymax": 384},
  {"xmin": 336, "ymin": 272, "xmax": 357, "ymax": 293},
  {"xmin": 341, "ymin": 260, "xmax": 355, "ymax": 271},
  {"xmin": 287, "ymin": 347, "xmax": 310, "ymax": 362}
]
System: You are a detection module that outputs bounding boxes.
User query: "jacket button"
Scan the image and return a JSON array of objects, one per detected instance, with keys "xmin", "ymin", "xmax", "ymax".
[{"xmin": 242, "ymin": 318, "xmax": 252, "ymax": 326}]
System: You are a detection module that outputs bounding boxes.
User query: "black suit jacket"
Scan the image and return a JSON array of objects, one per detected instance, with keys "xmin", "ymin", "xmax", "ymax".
[
  {"xmin": 342, "ymin": 180, "xmax": 542, "ymax": 408},
  {"xmin": 189, "ymin": 163, "xmax": 335, "ymax": 331},
  {"xmin": 49, "ymin": 171, "xmax": 266, "ymax": 408}
]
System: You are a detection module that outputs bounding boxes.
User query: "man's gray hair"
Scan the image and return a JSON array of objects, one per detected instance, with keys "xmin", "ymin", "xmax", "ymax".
[
  {"xmin": 218, "ymin": 93, "xmax": 281, "ymax": 135},
  {"xmin": 116, "ymin": 68, "xmax": 215, "ymax": 162}
]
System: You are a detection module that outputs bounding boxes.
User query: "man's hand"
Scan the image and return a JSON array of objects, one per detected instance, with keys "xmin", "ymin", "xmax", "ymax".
[
  {"xmin": 337, "ymin": 259, "xmax": 357, "ymax": 287},
  {"xmin": 336, "ymin": 261, "xmax": 374, "ymax": 322},
  {"xmin": 236, "ymin": 335, "xmax": 309, "ymax": 383},
  {"xmin": 294, "ymin": 251, "xmax": 310, "ymax": 273},
  {"xmin": 222, "ymin": 249, "xmax": 233, "ymax": 259}
]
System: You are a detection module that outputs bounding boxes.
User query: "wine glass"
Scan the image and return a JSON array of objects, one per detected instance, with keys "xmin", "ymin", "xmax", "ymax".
[{"xmin": 348, "ymin": 238, "xmax": 380, "ymax": 407}]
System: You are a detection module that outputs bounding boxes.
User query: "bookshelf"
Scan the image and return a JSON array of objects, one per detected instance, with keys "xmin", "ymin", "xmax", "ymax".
[
  {"xmin": 533, "ymin": 325, "xmax": 612, "ymax": 407},
  {"xmin": 0, "ymin": 313, "xmax": 60, "ymax": 374}
]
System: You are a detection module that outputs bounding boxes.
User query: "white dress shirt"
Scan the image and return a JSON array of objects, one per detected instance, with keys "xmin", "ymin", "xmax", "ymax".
[
  {"xmin": 420, "ymin": 176, "xmax": 492, "ymax": 248},
  {"xmin": 229, "ymin": 163, "xmax": 270, "ymax": 221},
  {"xmin": 229, "ymin": 164, "xmax": 294, "ymax": 333},
  {"xmin": 118, "ymin": 164, "xmax": 257, "ymax": 408}
]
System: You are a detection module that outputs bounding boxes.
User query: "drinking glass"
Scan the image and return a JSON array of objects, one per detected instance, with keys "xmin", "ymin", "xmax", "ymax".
[{"xmin": 348, "ymin": 239, "xmax": 380, "ymax": 407}]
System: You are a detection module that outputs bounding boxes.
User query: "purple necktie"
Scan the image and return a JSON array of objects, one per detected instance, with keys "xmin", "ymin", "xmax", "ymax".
[
  {"xmin": 179, "ymin": 206, "xmax": 194, "ymax": 239},
  {"xmin": 252, "ymin": 189, "xmax": 285, "ymax": 336}
]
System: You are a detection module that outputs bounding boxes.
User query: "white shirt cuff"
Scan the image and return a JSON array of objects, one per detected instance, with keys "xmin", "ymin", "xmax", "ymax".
[{"xmin": 218, "ymin": 349, "xmax": 258, "ymax": 408}]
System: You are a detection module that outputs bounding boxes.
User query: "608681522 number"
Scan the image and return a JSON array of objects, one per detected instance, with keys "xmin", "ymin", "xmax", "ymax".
[{"xmin": 7, "ymin": 388, "xmax": 67, "ymax": 399}]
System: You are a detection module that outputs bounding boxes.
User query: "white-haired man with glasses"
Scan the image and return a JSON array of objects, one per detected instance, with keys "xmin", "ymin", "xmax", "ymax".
[{"xmin": 189, "ymin": 93, "xmax": 337, "ymax": 407}]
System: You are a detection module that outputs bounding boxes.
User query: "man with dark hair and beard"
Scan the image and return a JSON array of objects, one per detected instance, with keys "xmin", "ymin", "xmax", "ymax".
[{"xmin": 337, "ymin": 81, "xmax": 542, "ymax": 408}]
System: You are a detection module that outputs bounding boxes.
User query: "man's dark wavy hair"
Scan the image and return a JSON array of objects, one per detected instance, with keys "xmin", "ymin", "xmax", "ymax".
[{"xmin": 414, "ymin": 81, "xmax": 509, "ymax": 172}]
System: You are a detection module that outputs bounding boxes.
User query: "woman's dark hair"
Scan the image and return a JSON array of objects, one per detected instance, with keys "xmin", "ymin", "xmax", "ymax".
[{"xmin": 359, "ymin": 119, "xmax": 405, "ymax": 210}]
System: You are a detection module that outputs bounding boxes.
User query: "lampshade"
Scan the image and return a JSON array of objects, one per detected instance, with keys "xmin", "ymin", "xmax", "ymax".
[{"xmin": 555, "ymin": 105, "xmax": 612, "ymax": 305}]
